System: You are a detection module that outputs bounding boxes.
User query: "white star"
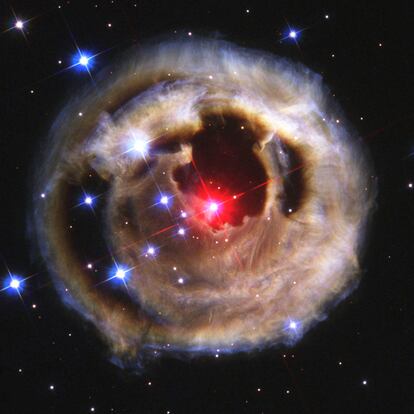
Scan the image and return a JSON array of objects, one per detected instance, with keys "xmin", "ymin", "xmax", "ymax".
[
  {"xmin": 209, "ymin": 202, "xmax": 218, "ymax": 212},
  {"xmin": 9, "ymin": 279, "xmax": 20, "ymax": 289},
  {"xmin": 289, "ymin": 30, "xmax": 297, "ymax": 39},
  {"xmin": 79, "ymin": 56, "xmax": 89, "ymax": 66},
  {"xmin": 115, "ymin": 269, "xmax": 126, "ymax": 279}
]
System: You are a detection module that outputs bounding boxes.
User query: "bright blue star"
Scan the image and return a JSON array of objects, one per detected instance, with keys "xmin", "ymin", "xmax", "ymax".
[
  {"xmin": 1, "ymin": 275, "xmax": 24, "ymax": 294},
  {"xmin": 79, "ymin": 55, "xmax": 89, "ymax": 66},
  {"xmin": 115, "ymin": 268, "xmax": 126, "ymax": 279},
  {"xmin": 289, "ymin": 320, "xmax": 298, "ymax": 330},
  {"xmin": 96, "ymin": 264, "xmax": 130, "ymax": 288},
  {"xmin": 156, "ymin": 193, "xmax": 173, "ymax": 208},
  {"xmin": 160, "ymin": 195, "xmax": 169, "ymax": 205},
  {"xmin": 9, "ymin": 278, "xmax": 21, "ymax": 289},
  {"xmin": 282, "ymin": 27, "xmax": 302, "ymax": 43},
  {"xmin": 73, "ymin": 52, "xmax": 94, "ymax": 71}
]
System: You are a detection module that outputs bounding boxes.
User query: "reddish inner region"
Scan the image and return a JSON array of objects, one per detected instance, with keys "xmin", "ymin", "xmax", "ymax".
[{"xmin": 173, "ymin": 115, "xmax": 268, "ymax": 229}]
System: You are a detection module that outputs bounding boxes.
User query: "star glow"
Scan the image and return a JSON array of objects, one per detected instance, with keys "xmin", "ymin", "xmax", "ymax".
[
  {"xmin": 289, "ymin": 321, "xmax": 298, "ymax": 330},
  {"xmin": 208, "ymin": 202, "xmax": 218, "ymax": 212},
  {"xmin": 9, "ymin": 279, "xmax": 21, "ymax": 289},
  {"xmin": 79, "ymin": 56, "xmax": 90, "ymax": 66},
  {"xmin": 133, "ymin": 138, "xmax": 148, "ymax": 154},
  {"xmin": 115, "ymin": 268, "xmax": 126, "ymax": 279}
]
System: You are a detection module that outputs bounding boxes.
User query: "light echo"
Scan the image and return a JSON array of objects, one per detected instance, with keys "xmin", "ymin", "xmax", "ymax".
[{"xmin": 34, "ymin": 38, "xmax": 375, "ymax": 363}]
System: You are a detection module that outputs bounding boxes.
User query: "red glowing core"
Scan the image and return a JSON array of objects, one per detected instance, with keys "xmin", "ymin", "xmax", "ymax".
[{"xmin": 173, "ymin": 115, "xmax": 268, "ymax": 230}]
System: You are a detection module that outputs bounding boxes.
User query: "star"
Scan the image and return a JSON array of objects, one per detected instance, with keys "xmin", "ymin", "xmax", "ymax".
[
  {"xmin": 208, "ymin": 202, "xmax": 218, "ymax": 212},
  {"xmin": 133, "ymin": 138, "xmax": 148, "ymax": 154},
  {"xmin": 9, "ymin": 279, "xmax": 20, "ymax": 289},
  {"xmin": 160, "ymin": 195, "xmax": 169, "ymax": 205},
  {"xmin": 84, "ymin": 196, "xmax": 93, "ymax": 205},
  {"xmin": 79, "ymin": 56, "xmax": 90, "ymax": 66},
  {"xmin": 15, "ymin": 20, "xmax": 24, "ymax": 30},
  {"xmin": 115, "ymin": 268, "xmax": 126, "ymax": 279},
  {"xmin": 289, "ymin": 30, "xmax": 297, "ymax": 39}
]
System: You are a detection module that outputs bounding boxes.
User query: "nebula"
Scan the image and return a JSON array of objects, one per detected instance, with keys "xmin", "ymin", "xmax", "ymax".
[{"xmin": 33, "ymin": 38, "xmax": 375, "ymax": 363}]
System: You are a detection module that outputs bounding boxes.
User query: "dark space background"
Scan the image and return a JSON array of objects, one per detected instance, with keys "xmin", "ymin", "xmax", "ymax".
[{"xmin": 0, "ymin": 1, "xmax": 413, "ymax": 413}]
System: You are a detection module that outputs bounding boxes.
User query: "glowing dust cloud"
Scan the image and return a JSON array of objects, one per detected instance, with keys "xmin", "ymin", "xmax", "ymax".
[{"xmin": 33, "ymin": 38, "xmax": 375, "ymax": 365}]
